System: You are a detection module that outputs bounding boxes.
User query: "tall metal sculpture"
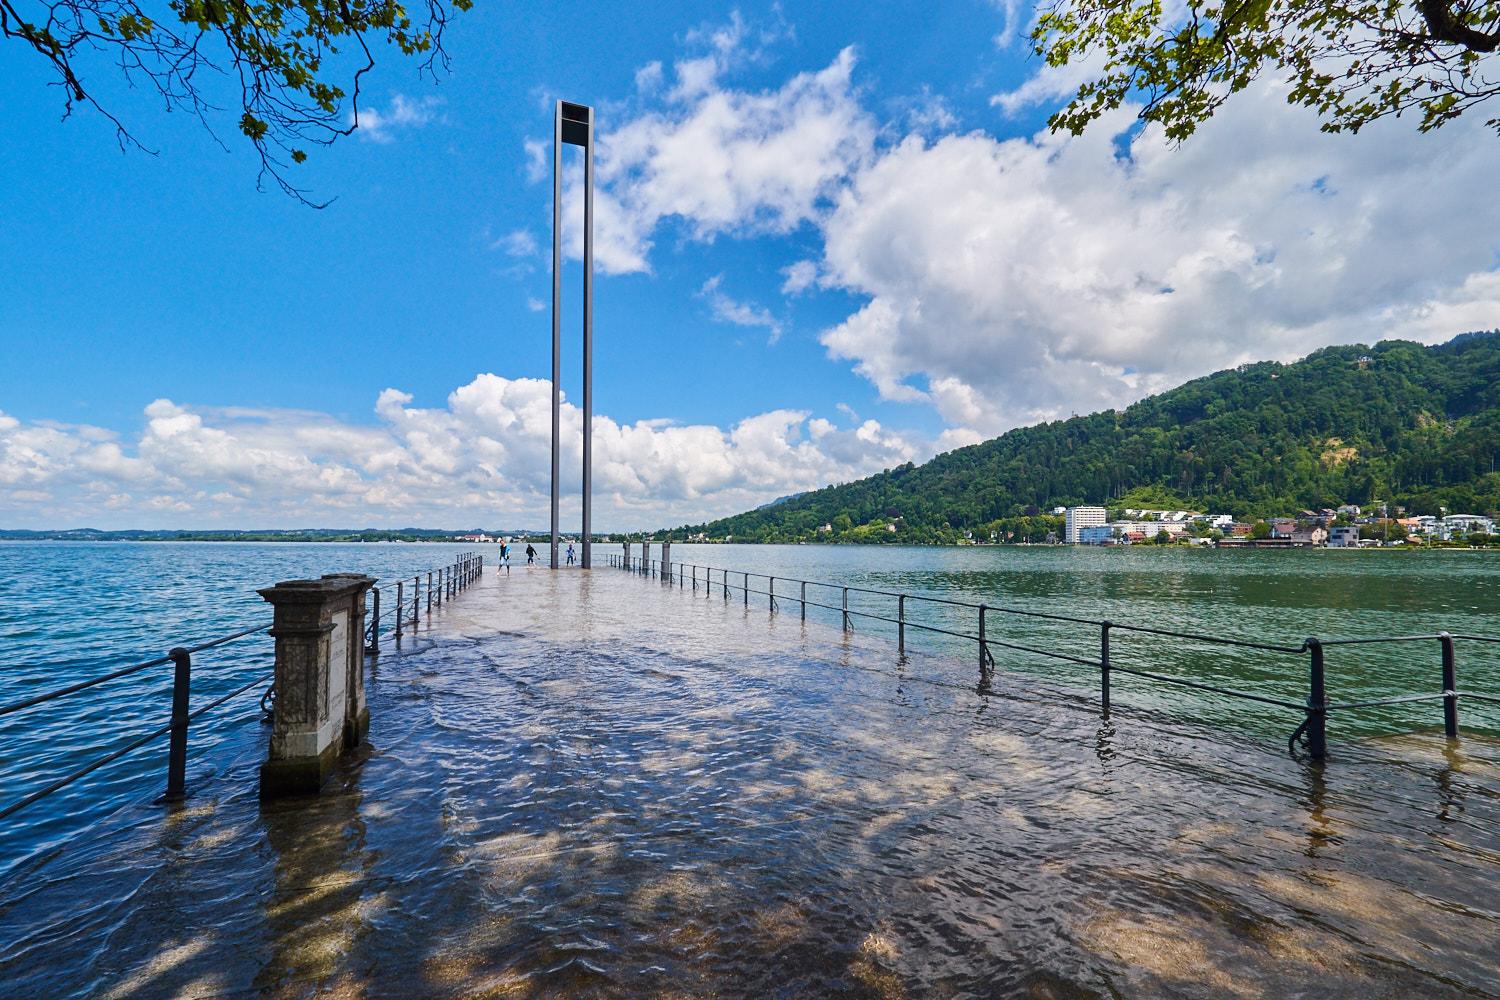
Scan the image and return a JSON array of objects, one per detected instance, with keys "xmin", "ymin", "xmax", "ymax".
[{"xmin": 552, "ymin": 100, "xmax": 593, "ymax": 569}]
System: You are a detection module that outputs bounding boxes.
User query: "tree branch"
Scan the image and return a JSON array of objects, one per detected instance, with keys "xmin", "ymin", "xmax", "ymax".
[{"xmin": 1417, "ymin": 0, "xmax": 1500, "ymax": 52}]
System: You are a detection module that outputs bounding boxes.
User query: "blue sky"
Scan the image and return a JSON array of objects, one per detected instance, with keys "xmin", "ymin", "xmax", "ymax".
[{"xmin": 2, "ymin": 1, "xmax": 1498, "ymax": 529}]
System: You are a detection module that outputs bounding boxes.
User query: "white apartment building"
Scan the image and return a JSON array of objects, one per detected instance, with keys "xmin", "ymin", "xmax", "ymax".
[{"xmin": 1065, "ymin": 506, "xmax": 1107, "ymax": 543}]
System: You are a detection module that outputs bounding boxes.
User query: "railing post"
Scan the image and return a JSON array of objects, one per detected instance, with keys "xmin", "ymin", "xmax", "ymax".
[
  {"xmin": 395, "ymin": 581, "xmax": 403, "ymax": 637},
  {"xmin": 1440, "ymin": 631, "xmax": 1459, "ymax": 740},
  {"xmin": 367, "ymin": 587, "xmax": 381, "ymax": 655},
  {"xmin": 724, "ymin": 569, "xmax": 729, "ymax": 602},
  {"xmin": 427, "ymin": 571, "xmax": 433, "ymax": 614},
  {"xmin": 978, "ymin": 605, "xmax": 989, "ymax": 684},
  {"xmin": 898, "ymin": 595, "xmax": 906, "ymax": 655},
  {"xmin": 413, "ymin": 576, "xmax": 419, "ymax": 624},
  {"xmin": 800, "ymin": 581, "xmax": 806, "ymax": 621},
  {"xmin": 769, "ymin": 577, "xmax": 775, "ymax": 613},
  {"xmin": 1100, "ymin": 620, "xmax": 1112, "ymax": 715},
  {"xmin": 744, "ymin": 572, "xmax": 749, "ymax": 607},
  {"xmin": 842, "ymin": 587, "xmax": 849, "ymax": 632},
  {"xmin": 437, "ymin": 568, "xmax": 443, "ymax": 607},
  {"xmin": 163, "ymin": 647, "xmax": 191, "ymax": 802},
  {"xmin": 1306, "ymin": 637, "xmax": 1327, "ymax": 760}
]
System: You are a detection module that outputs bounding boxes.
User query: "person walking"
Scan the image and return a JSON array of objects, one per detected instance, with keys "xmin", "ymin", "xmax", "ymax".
[
  {"xmin": 525, "ymin": 542, "xmax": 537, "ymax": 566},
  {"xmin": 499, "ymin": 541, "xmax": 511, "ymax": 575},
  {"xmin": 566, "ymin": 542, "xmax": 576, "ymax": 565}
]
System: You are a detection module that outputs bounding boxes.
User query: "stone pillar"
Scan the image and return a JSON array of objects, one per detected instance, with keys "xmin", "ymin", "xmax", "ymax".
[
  {"xmin": 622, "ymin": 539, "xmax": 631, "ymax": 570},
  {"xmin": 257, "ymin": 574, "xmax": 377, "ymax": 798},
  {"xmin": 641, "ymin": 542, "xmax": 651, "ymax": 573},
  {"xmin": 661, "ymin": 540, "xmax": 671, "ymax": 581}
]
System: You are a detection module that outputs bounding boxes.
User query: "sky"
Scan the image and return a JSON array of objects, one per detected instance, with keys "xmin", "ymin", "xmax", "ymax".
[{"xmin": 1, "ymin": 0, "xmax": 1498, "ymax": 531}]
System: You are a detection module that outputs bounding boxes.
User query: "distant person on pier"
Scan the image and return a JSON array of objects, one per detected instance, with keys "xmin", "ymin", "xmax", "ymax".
[
  {"xmin": 566, "ymin": 543, "xmax": 576, "ymax": 565},
  {"xmin": 525, "ymin": 543, "xmax": 537, "ymax": 566},
  {"xmin": 499, "ymin": 542, "xmax": 510, "ymax": 575}
]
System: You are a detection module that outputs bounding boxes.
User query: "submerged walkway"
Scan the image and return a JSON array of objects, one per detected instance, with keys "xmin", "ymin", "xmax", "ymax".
[{"xmin": 2, "ymin": 567, "xmax": 1498, "ymax": 999}]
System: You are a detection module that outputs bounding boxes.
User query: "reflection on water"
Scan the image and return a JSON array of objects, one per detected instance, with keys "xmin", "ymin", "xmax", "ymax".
[{"xmin": 1, "ymin": 568, "xmax": 1498, "ymax": 999}]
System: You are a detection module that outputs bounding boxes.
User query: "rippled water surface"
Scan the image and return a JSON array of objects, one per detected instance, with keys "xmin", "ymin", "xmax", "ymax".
[{"xmin": 1, "ymin": 544, "xmax": 1499, "ymax": 998}]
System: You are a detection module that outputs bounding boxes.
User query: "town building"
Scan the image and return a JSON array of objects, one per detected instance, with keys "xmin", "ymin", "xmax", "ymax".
[
  {"xmin": 1445, "ymin": 514, "xmax": 1496, "ymax": 537},
  {"xmin": 1065, "ymin": 506, "xmax": 1107, "ymax": 544},
  {"xmin": 1076, "ymin": 520, "xmax": 1189, "ymax": 544},
  {"xmin": 1328, "ymin": 525, "xmax": 1360, "ymax": 547}
]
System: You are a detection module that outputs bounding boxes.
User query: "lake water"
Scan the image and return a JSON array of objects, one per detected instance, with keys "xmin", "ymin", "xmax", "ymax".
[
  {"xmin": 3, "ymin": 540, "xmax": 1499, "ymax": 872},
  {"xmin": 1, "ymin": 549, "xmax": 1497, "ymax": 998},
  {"xmin": 668, "ymin": 543, "xmax": 1500, "ymax": 738},
  {"xmin": 0, "ymin": 540, "xmax": 490, "ymax": 869}
]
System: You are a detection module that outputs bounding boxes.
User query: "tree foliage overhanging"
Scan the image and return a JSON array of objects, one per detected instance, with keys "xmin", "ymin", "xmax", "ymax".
[
  {"xmin": 1032, "ymin": 0, "xmax": 1500, "ymax": 141},
  {"xmin": 1, "ymin": 0, "xmax": 471, "ymax": 201},
  {"xmin": 666, "ymin": 334, "xmax": 1500, "ymax": 544}
]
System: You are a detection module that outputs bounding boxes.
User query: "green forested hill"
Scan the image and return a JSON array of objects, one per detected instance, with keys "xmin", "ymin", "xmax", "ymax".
[{"xmin": 670, "ymin": 334, "xmax": 1500, "ymax": 544}]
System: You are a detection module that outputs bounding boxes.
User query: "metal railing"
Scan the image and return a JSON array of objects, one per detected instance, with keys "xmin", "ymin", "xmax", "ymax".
[
  {"xmin": 2, "ymin": 551, "xmax": 484, "ymax": 827},
  {"xmin": 363, "ymin": 551, "xmax": 484, "ymax": 654},
  {"xmin": 611, "ymin": 555, "xmax": 1500, "ymax": 760},
  {"xmin": 0, "ymin": 624, "xmax": 272, "ymax": 822}
]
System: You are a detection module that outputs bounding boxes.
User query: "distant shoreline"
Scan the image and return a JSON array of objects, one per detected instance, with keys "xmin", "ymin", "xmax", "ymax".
[{"xmin": 1, "ymin": 535, "xmax": 1493, "ymax": 551}]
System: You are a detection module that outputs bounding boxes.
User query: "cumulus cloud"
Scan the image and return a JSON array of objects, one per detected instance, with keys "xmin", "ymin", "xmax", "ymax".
[
  {"xmin": 354, "ymin": 94, "xmax": 443, "ymax": 143},
  {"xmin": 557, "ymin": 42, "xmax": 877, "ymax": 274},
  {"xmin": 0, "ymin": 385, "xmax": 934, "ymax": 529},
  {"xmin": 781, "ymin": 260, "xmax": 819, "ymax": 294},
  {"xmin": 814, "ymin": 84, "xmax": 1500, "ymax": 433},
  {"xmin": 570, "ymin": 29, "xmax": 1499, "ymax": 440}
]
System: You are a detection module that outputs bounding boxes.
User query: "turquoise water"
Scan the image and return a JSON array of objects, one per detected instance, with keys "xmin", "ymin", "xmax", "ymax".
[
  {"xmin": 0, "ymin": 540, "xmax": 485, "ymax": 868},
  {"xmin": 2, "ymin": 541, "xmax": 1498, "ymax": 874},
  {"xmin": 2, "ymin": 563, "xmax": 1497, "ymax": 998},
  {"xmin": 667, "ymin": 543, "xmax": 1500, "ymax": 739}
]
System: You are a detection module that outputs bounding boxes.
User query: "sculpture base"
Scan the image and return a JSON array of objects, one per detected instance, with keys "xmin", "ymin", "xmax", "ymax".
[
  {"xmin": 259, "ymin": 740, "xmax": 341, "ymax": 799},
  {"xmin": 343, "ymin": 706, "xmax": 370, "ymax": 749}
]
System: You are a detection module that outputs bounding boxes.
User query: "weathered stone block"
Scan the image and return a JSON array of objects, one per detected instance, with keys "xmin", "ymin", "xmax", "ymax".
[{"xmin": 257, "ymin": 574, "xmax": 376, "ymax": 799}]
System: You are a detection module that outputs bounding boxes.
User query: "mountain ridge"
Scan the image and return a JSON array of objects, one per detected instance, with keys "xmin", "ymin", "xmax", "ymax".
[{"xmin": 666, "ymin": 333, "xmax": 1500, "ymax": 544}]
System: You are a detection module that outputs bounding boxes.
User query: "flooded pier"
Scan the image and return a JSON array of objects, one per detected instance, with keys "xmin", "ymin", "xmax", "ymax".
[{"xmin": 2, "ymin": 566, "xmax": 1498, "ymax": 999}]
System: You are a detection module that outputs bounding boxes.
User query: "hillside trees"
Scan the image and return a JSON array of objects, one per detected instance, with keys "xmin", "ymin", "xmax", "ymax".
[{"xmin": 670, "ymin": 334, "xmax": 1500, "ymax": 543}]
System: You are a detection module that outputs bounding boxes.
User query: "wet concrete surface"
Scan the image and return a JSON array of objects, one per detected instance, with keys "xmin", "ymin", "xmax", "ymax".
[{"xmin": 2, "ymin": 566, "xmax": 1497, "ymax": 999}]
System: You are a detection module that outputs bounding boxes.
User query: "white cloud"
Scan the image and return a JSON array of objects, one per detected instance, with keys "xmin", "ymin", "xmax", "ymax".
[
  {"xmin": 494, "ymin": 230, "xmax": 538, "ymax": 256},
  {"xmin": 813, "ymin": 83, "xmax": 1500, "ymax": 433},
  {"xmin": 354, "ymin": 94, "xmax": 443, "ymax": 143},
  {"xmin": 530, "ymin": 25, "xmax": 1500, "ymax": 445},
  {"xmin": 990, "ymin": 0, "xmax": 1028, "ymax": 48},
  {"xmin": 0, "ymin": 384, "xmax": 935, "ymax": 529},
  {"xmin": 557, "ymin": 45, "xmax": 876, "ymax": 274},
  {"xmin": 698, "ymin": 275, "xmax": 783, "ymax": 342},
  {"xmin": 635, "ymin": 61, "xmax": 664, "ymax": 92},
  {"xmin": 989, "ymin": 48, "xmax": 1109, "ymax": 117},
  {"xmin": 526, "ymin": 296, "xmax": 546, "ymax": 312},
  {"xmin": 781, "ymin": 260, "xmax": 818, "ymax": 294}
]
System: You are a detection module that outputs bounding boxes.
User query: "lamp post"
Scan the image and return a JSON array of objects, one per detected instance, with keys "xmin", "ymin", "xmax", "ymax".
[{"xmin": 552, "ymin": 100, "xmax": 594, "ymax": 569}]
